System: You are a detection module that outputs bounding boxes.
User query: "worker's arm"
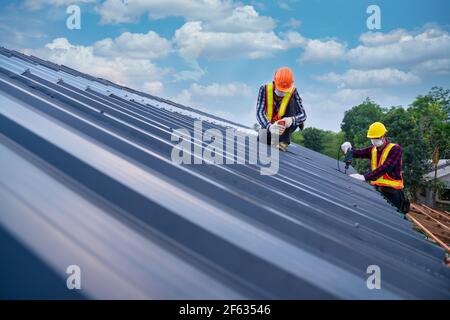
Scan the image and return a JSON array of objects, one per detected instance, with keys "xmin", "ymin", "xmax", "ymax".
[
  {"xmin": 364, "ymin": 145, "xmax": 402, "ymax": 181},
  {"xmin": 351, "ymin": 146, "xmax": 372, "ymax": 159},
  {"xmin": 256, "ymin": 85, "xmax": 271, "ymax": 129},
  {"xmin": 292, "ymin": 90, "xmax": 307, "ymax": 127}
]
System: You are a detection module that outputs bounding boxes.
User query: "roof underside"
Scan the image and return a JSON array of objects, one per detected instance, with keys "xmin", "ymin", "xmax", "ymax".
[{"xmin": 0, "ymin": 47, "xmax": 449, "ymax": 299}]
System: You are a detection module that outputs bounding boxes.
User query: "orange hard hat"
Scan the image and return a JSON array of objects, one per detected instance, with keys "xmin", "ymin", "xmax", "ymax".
[{"xmin": 274, "ymin": 67, "xmax": 294, "ymax": 92}]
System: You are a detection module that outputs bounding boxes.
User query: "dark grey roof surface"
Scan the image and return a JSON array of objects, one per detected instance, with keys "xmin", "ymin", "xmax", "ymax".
[{"xmin": 0, "ymin": 47, "xmax": 449, "ymax": 299}]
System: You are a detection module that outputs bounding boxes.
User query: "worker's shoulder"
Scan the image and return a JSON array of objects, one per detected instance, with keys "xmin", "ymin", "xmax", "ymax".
[
  {"xmin": 390, "ymin": 142, "xmax": 403, "ymax": 151},
  {"xmin": 258, "ymin": 84, "xmax": 267, "ymax": 91},
  {"xmin": 293, "ymin": 87, "xmax": 301, "ymax": 97}
]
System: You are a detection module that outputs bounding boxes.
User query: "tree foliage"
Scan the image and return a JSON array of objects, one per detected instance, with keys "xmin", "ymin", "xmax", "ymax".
[
  {"xmin": 301, "ymin": 127, "xmax": 325, "ymax": 152},
  {"xmin": 341, "ymin": 98, "xmax": 384, "ymax": 146},
  {"xmin": 292, "ymin": 129, "xmax": 344, "ymax": 159}
]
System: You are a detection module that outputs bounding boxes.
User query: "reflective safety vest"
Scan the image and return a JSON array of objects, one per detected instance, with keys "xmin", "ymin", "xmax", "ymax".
[
  {"xmin": 265, "ymin": 82, "xmax": 295, "ymax": 123},
  {"xmin": 370, "ymin": 143, "xmax": 404, "ymax": 189}
]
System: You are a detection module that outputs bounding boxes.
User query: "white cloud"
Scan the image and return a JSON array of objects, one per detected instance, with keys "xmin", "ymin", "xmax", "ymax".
[
  {"xmin": 250, "ymin": 1, "xmax": 266, "ymax": 11},
  {"xmin": 142, "ymin": 81, "xmax": 164, "ymax": 94},
  {"xmin": 283, "ymin": 18, "xmax": 301, "ymax": 29},
  {"xmin": 173, "ymin": 82, "xmax": 255, "ymax": 123},
  {"xmin": 0, "ymin": 16, "xmax": 48, "ymax": 49},
  {"xmin": 173, "ymin": 21, "xmax": 301, "ymax": 60},
  {"xmin": 283, "ymin": 31, "xmax": 307, "ymax": 46},
  {"xmin": 173, "ymin": 59, "xmax": 207, "ymax": 82},
  {"xmin": 25, "ymin": 38, "xmax": 170, "ymax": 90},
  {"xmin": 413, "ymin": 58, "xmax": 450, "ymax": 75},
  {"xmin": 94, "ymin": 1, "xmax": 304, "ymax": 61},
  {"xmin": 96, "ymin": 1, "xmax": 276, "ymax": 33},
  {"xmin": 299, "ymin": 89, "xmax": 369, "ymax": 131},
  {"xmin": 93, "ymin": 31, "xmax": 172, "ymax": 59},
  {"xmin": 299, "ymin": 39, "xmax": 347, "ymax": 63},
  {"xmin": 278, "ymin": 2, "xmax": 291, "ymax": 11},
  {"xmin": 24, "ymin": 0, "xmax": 96, "ymax": 10},
  {"xmin": 205, "ymin": 5, "xmax": 276, "ymax": 33},
  {"xmin": 301, "ymin": 88, "xmax": 406, "ymax": 131},
  {"xmin": 295, "ymin": 26, "xmax": 450, "ymax": 68},
  {"xmin": 95, "ymin": 1, "xmax": 287, "ymax": 61},
  {"xmin": 358, "ymin": 29, "xmax": 412, "ymax": 47},
  {"xmin": 181, "ymin": 82, "xmax": 252, "ymax": 99},
  {"xmin": 96, "ymin": 0, "xmax": 235, "ymax": 24},
  {"xmin": 347, "ymin": 27, "xmax": 450, "ymax": 68},
  {"xmin": 315, "ymin": 68, "xmax": 421, "ymax": 88}
]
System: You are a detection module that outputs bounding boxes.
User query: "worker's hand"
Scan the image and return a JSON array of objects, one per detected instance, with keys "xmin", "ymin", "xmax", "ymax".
[
  {"xmin": 281, "ymin": 117, "xmax": 295, "ymax": 128},
  {"xmin": 269, "ymin": 123, "xmax": 283, "ymax": 135},
  {"xmin": 272, "ymin": 120, "xmax": 286, "ymax": 135},
  {"xmin": 349, "ymin": 173, "xmax": 366, "ymax": 181},
  {"xmin": 277, "ymin": 123, "xmax": 286, "ymax": 135},
  {"xmin": 341, "ymin": 142, "xmax": 352, "ymax": 154}
]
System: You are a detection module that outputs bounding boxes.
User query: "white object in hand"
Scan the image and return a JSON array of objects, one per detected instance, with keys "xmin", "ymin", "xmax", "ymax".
[
  {"xmin": 269, "ymin": 123, "xmax": 283, "ymax": 135},
  {"xmin": 282, "ymin": 117, "xmax": 294, "ymax": 128},
  {"xmin": 341, "ymin": 142, "xmax": 352, "ymax": 154},
  {"xmin": 349, "ymin": 173, "xmax": 365, "ymax": 181}
]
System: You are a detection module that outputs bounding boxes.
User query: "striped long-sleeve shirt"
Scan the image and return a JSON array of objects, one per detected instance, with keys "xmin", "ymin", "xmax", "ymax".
[
  {"xmin": 352, "ymin": 140, "xmax": 403, "ymax": 181},
  {"xmin": 256, "ymin": 85, "xmax": 307, "ymax": 129}
]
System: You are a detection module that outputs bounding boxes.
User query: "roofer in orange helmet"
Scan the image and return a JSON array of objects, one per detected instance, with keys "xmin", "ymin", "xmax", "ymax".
[{"xmin": 256, "ymin": 67, "xmax": 307, "ymax": 152}]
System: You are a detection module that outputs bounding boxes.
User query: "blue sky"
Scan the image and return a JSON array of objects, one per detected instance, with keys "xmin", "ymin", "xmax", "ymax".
[{"xmin": 0, "ymin": 0, "xmax": 449, "ymax": 131}]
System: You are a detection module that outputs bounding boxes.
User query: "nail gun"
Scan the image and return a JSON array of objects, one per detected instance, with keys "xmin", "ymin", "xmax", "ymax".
[{"xmin": 343, "ymin": 148, "xmax": 353, "ymax": 173}]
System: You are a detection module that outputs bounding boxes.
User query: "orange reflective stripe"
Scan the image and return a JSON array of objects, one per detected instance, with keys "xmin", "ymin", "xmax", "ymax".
[
  {"xmin": 370, "ymin": 178, "xmax": 403, "ymax": 189},
  {"xmin": 265, "ymin": 83, "xmax": 295, "ymax": 123},
  {"xmin": 369, "ymin": 143, "xmax": 404, "ymax": 189},
  {"xmin": 276, "ymin": 87, "xmax": 295, "ymax": 121}
]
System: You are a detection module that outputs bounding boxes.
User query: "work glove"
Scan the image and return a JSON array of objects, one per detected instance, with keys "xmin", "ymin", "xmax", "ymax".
[
  {"xmin": 341, "ymin": 142, "xmax": 352, "ymax": 154},
  {"xmin": 269, "ymin": 123, "xmax": 283, "ymax": 135},
  {"xmin": 349, "ymin": 173, "xmax": 366, "ymax": 181},
  {"xmin": 281, "ymin": 117, "xmax": 295, "ymax": 128}
]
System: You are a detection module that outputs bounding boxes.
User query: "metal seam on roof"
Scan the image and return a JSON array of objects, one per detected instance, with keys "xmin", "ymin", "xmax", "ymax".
[{"xmin": 0, "ymin": 48, "xmax": 449, "ymax": 299}]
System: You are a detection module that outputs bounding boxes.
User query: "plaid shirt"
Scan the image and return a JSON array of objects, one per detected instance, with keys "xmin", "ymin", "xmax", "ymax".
[
  {"xmin": 352, "ymin": 139, "xmax": 403, "ymax": 181},
  {"xmin": 256, "ymin": 84, "xmax": 307, "ymax": 129}
]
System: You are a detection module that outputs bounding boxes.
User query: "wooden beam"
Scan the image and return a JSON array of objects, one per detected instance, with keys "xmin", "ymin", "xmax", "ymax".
[
  {"xmin": 407, "ymin": 213, "xmax": 450, "ymax": 254},
  {"xmin": 410, "ymin": 206, "xmax": 450, "ymax": 233},
  {"xmin": 408, "ymin": 213, "xmax": 450, "ymax": 244},
  {"xmin": 421, "ymin": 204, "xmax": 450, "ymax": 224}
]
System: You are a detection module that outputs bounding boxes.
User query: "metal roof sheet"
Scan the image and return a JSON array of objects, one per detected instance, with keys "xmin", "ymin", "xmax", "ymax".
[{"xmin": 0, "ymin": 47, "xmax": 449, "ymax": 299}]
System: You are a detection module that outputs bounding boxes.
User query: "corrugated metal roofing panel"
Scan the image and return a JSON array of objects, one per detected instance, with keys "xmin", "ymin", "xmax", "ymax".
[{"xmin": 0, "ymin": 47, "xmax": 449, "ymax": 299}]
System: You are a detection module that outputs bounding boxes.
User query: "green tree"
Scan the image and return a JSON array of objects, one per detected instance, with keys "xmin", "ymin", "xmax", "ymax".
[
  {"xmin": 301, "ymin": 127, "xmax": 325, "ymax": 152},
  {"xmin": 341, "ymin": 98, "xmax": 384, "ymax": 145},
  {"xmin": 291, "ymin": 130, "xmax": 304, "ymax": 145},
  {"xmin": 341, "ymin": 98, "xmax": 385, "ymax": 173},
  {"xmin": 322, "ymin": 130, "xmax": 345, "ymax": 158},
  {"xmin": 409, "ymin": 89, "xmax": 450, "ymax": 158},
  {"xmin": 292, "ymin": 128, "xmax": 344, "ymax": 158},
  {"xmin": 292, "ymin": 87, "xmax": 449, "ymax": 202},
  {"xmin": 339, "ymin": 88, "xmax": 449, "ymax": 199},
  {"xmin": 428, "ymin": 86, "xmax": 450, "ymax": 118},
  {"xmin": 381, "ymin": 107, "xmax": 429, "ymax": 197}
]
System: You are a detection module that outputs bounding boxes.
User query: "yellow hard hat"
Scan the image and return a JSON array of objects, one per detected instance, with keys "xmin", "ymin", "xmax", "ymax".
[{"xmin": 367, "ymin": 122, "xmax": 387, "ymax": 138}]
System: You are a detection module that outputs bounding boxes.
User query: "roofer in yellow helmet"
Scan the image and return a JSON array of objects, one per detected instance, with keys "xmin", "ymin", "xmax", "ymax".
[{"xmin": 340, "ymin": 122, "xmax": 410, "ymax": 213}]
